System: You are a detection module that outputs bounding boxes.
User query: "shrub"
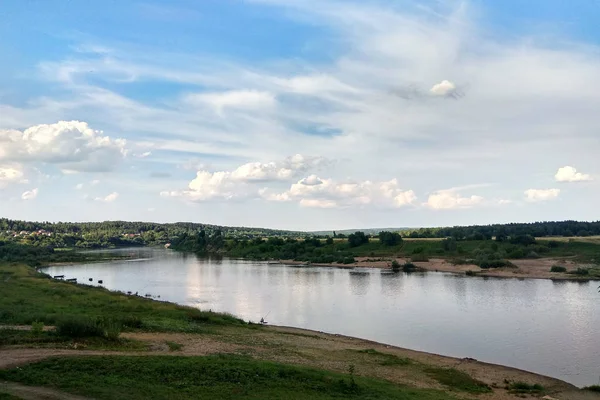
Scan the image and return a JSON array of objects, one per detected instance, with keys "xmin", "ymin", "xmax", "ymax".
[
  {"xmin": 570, "ymin": 268, "xmax": 589, "ymax": 276},
  {"xmin": 342, "ymin": 256, "xmax": 355, "ymax": 264},
  {"xmin": 550, "ymin": 265, "xmax": 567, "ymax": 273},
  {"xmin": 56, "ymin": 316, "xmax": 105, "ymax": 339},
  {"xmin": 402, "ymin": 262, "xmax": 419, "ymax": 272},
  {"xmin": 583, "ymin": 385, "xmax": 600, "ymax": 392},
  {"xmin": 391, "ymin": 260, "xmax": 401, "ymax": 273},
  {"xmin": 507, "ymin": 381, "xmax": 544, "ymax": 394},
  {"xmin": 31, "ymin": 321, "xmax": 44, "ymax": 336},
  {"xmin": 410, "ymin": 253, "xmax": 429, "ymax": 262},
  {"xmin": 56, "ymin": 316, "xmax": 122, "ymax": 341},
  {"xmin": 465, "ymin": 270, "xmax": 476, "ymax": 276}
]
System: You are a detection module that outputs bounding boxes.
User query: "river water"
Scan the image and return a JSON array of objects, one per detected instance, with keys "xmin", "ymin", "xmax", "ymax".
[{"xmin": 41, "ymin": 248, "xmax": 600, "ymax": 387}]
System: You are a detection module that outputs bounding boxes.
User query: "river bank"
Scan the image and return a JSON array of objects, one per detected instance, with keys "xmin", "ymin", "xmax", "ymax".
[
  {"xmin": 278, "ymin": 257, "xmax": 600, "ymax": 280},
  {"xmin": 1, "ymin": 323, "xmax": 596, "ymax": 400}
]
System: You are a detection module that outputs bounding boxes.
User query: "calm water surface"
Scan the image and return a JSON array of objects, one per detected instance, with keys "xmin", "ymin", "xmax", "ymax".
[{"xmin": 42, "ymin": 248, "xmax": 600, "ymax": 387}]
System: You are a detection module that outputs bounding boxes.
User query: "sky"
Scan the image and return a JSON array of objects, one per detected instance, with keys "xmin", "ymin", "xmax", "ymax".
[{"xmin": 0, "ymin": 0, "xmax": 598, "ymax": 231}]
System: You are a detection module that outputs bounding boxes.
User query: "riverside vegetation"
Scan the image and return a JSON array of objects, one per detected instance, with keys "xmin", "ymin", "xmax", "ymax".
[{"xmin": 0, "ymin": 251, "xmax": 589, "ymax": 399}]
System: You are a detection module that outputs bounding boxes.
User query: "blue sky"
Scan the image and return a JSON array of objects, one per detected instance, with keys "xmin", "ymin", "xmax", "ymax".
[{"xmin": 0, "ymin": 0, "xmax": 598, "ymax": 230}]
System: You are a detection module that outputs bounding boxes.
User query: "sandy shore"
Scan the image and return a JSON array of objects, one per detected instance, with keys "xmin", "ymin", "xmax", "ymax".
[{"xmin": 278, "ymin": 257, "xmax": 599, "ymax": 280}]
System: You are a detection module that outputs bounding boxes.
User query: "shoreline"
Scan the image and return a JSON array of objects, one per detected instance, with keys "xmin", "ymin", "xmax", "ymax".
[
  {"xmin": 277, "ymin": 257, "xmax": 600, "ymax": 281},
  {"xmin": 265, "ymin": 324, "xmax": 582, "ymax": 392}
]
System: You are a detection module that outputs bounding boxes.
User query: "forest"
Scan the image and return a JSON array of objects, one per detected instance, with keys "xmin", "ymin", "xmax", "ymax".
[{"xmin": 0, "ymin": 218, "xmax": 598, "ymax": 252}]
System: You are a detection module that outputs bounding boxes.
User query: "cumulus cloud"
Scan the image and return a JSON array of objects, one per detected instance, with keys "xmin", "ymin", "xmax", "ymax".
[
  {"xmin": 524, "ymin": 188, "xmax": 560, "ymax": 202},
  {"xmin": 0, "ymin": 121, "xmax": 127, "ymax": 172},
  {"xmin": 75, "ymin": 183, "xmax": 84, "ymax": 190},
  {"xmin": 162, "ymin": 154, "xmax": 329, "ymax": 201},
  {"xmin": 430, "ymin": 80, "xmax": 457, "ymax": 96},
  {"xmin": 21, "ymin": 188, "xmax": 38, "ymax": 200},
  {"xmin": 95, "ymin": 192, "xmax": 119, "ymax": 202},
  {"xmin": 298, "ymin": 174, "xmax": 323, "ymax": 186},
  {"xmin": 262, "ymin": 177, "xmax": 416, "ymax": 209},
  {"xmin": 555, "ymin": 166, "xmax": 592, "ymax": 182},
  {"xmin": 425, "ymin": 190, "xmax": 484, "ymax": 210},
  {"xmin": 0, "ymin": 164, "xmax": 25, "ymax": 188}
]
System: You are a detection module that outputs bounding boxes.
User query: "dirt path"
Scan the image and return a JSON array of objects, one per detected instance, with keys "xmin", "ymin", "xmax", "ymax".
[{"xmin": 0, "ymin": 381, "xmax": 92, "ymax": 400}]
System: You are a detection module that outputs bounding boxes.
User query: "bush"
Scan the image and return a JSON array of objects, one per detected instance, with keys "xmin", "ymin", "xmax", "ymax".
[
  {"xmin": 56, "ymin": 316, "xmax": 122, "ymax": 341},
  {"xmin": 465, "ymin": 270, "xmax": 477, "ymax": 276},
  {"xmin": 550, "ymin": 265, "xmax": 567, "ymax": 273},
  {"xmin": 479, "ymin": 260, "xmax": 512, "ymax": 269},
  {"xmin": 507, "ymin": 381, "xmax": 544, "ymax": 394},
  {"xmin": 56, "ymin": 316, "xmax": 105, "ymax": 339},
  {"xmin": 402, "ymin": 262, "xmax": 419, "ymax": 272},
  {"xmin": 570, "ymin": 268, "xmax": 589, "ymax": 276},
  {"xmin": 31, "ymin": 321, "xmax": 44, "ymax": 336},
  {"xmin": 410, "ymin": 253, "xmax": 429, "ymax": 262},
  {"xmin": 391, "ymin": 260, "xmax": 401, "ymax": 273},
  {"xmin": 583, "ymin": 385, "xmax": 600, "ymax": 392}
]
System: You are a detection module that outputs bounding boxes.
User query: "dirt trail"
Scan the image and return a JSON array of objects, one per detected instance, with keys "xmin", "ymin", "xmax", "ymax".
[{"xmin": 0, "ymin": 381, "xmax": 92, "ymax": 400}]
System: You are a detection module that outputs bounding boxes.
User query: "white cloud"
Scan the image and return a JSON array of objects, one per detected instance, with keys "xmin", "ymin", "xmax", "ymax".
[
  {"xmin": 555, "ymin": 166, "xmax": 592, "ymax": 182},
  {"xmin": 21, "ymin": 188, "xmax": 38, "ymax": 200},
  {"xmin": 262, "ymin": 177, "xmax": 416, "ymax": 209},
  {"xmin": 95, "ymin": 192, "xmax": 119, "ymax": 202},
  {"xmin": 425, "ymin": 190, "xmax": 484, "ymax": 210},
  {"xmin": 299, "ymin": 174, "xmax": 323, "ymax": 186},
  {"xmin": 90, "ymin": 179, "xmax": 100, "ymax": 186},
  {"xmin": 75, "ymin": 183, "xmax": 84, "ymax": 190},
  {"xmin": 162, "ymin": 154, "xmax": 328, "ymax": 202},
  {"xmin": 184, "ymin": 90, "xmax": 275, "ymax": 113},
  {"xmin": 0, "ymin": 121, "xmax": 127, "ymax": 172},
  {"xmin": 299, "ymin": 198, "xmax": 337, "ymax": 208},
  {"xmin": 524, "ymin": 188, "xmax": 560, "ymax": 202},
  {"xmin": 0, "ymin": 165, "xmax": 25, "ymax": 188},
  {"xmin": 430, "ymin": 80, "xmax": 457, "ymax": 96}
]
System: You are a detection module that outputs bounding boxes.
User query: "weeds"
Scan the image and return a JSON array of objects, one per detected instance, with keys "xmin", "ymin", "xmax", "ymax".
[
  {"xmin": 166, "ymin": 341, "xmax": 183, "ymax": 351},
  {"xmin": 506, "ymin": 381, "xmax": 544, "ymax": 394},
  {"xmin": 424, "ymin": 367, "xmax": 491, "ymax": 393}
]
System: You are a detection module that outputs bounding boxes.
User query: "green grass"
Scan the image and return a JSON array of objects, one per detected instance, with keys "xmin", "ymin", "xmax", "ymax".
[
  {"xmin": 0, "ymin": 328, "xmax": 147, "ymax": 351},
  {"xmin": 424, "ymin": 367, "xmax": 491, "ymax": 394},
  {"xmin": 0, "ymin": 263, "xmax": 246, "ymax": 332},
  {"xmin": 0, "ymin": 392, "xmax": 21, "ymax": 400},
  {"xmin": 352, "ymin": 349, "xmax": 411, "ymax": 366},
  {"xmin": 0, "ymin": 355, "xmax": 458, "ymax": 400},
  {"xmin": 165, "ymin": 341, "xmax": 183, "ymax": 351},
  {"xmin": 506, "ymin": 381, "xmax": 544, "ymax": 394}
]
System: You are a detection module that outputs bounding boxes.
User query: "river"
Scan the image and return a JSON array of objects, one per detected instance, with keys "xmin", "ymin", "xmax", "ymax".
[{"xmin": 41, "ymin": 247, "xmax": 600, "ymax": 387}]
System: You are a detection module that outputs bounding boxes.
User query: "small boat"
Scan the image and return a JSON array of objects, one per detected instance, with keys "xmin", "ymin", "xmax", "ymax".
[
  {"xmin": 66, "ymin": 278, "xmax": 77, "ymax": 283},
  {"xmin": 53, "ymin": 275, "xmax": 65, "ymax": 279},
  {"xmin": 88, "ymin": 278, "xmax": 93, "ymax": 282},
  {"xmin": 98, "ymin": 280, "xmax": 103, "ymax": 284}
]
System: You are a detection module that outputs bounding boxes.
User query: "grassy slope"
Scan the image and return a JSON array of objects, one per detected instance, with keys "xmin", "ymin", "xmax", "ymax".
[
  {"xmin": 0, "ymin": 355, "xmax": 457, "ymax": 400},
  {"xmin": 0, "ymin": 262, "xmax": 497, "ymax": 399},
  {"xmin": 0, "ymin": 263, "xmax": 243, "ymax": 330}
]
